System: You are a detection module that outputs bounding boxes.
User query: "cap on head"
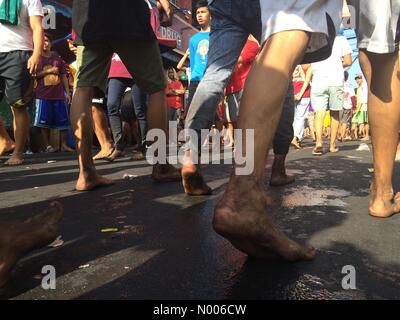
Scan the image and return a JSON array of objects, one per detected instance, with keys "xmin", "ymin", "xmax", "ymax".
[{"xmin": 354, "ymin": 74, "xmax": 363, "ymax": 80}]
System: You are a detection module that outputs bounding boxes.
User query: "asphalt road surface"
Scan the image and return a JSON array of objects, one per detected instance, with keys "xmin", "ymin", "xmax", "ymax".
[{"xmin": 1, "ymin": 139, "xmax": 400, "ymax": 300}]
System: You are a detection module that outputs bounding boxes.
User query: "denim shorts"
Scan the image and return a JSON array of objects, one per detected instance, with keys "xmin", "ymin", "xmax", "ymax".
[{"xmin": 311, "ymin": 86, "xmax": 344, "ymax": 112}]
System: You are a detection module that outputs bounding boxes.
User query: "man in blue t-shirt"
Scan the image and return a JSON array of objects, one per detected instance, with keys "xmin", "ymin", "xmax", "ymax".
[{"xmin": 177, "ymin": 0, "xmax": 211, "ymax": 114}]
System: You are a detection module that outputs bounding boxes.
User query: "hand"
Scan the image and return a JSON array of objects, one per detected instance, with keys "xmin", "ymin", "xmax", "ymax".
[
  {"xmin": 65, "ymin": 94, "xmax": 71, "ymax": 105},
  {"xmin": 294, "ymin": 93, "xmax": 303, "ymax": 101},
  {"xmin": 46, "ymin": 66, "xmax": 59, "ymax": 75},
  {"xmin": 67, "ymin": 40, "xmax": 77, "ymax": 56},
  {"xmin": 27, "ymin": 53, "xmax": 41, "ymax": 75},
  {"xmin": 157, "ymin": 0, "xmax": 173, "ymax": 27},
  {"xmin": 51, "ymin": 67, "xmax": 60, "ymax": 75}
]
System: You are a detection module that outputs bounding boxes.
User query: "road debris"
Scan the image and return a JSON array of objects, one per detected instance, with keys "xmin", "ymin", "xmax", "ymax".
[{"xmin": 101, "ymin": 228, "xmax": 119, "ymax": 233}]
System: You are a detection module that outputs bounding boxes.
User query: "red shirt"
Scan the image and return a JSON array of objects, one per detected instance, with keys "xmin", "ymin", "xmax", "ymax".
[
  {"xmin": 226, "ymin": 39, "xmax": 260, "ymax": 94},
  {"xmin": 292, "ymin": 65, "xmax": 311, "ymax": 98},
  {"xmin": 293, "ymin": 80, "xmax": 311, "ymax": 98},
  {"xmin": 108, "ymin": 53, "xmax": 132, "ymax": 79},
  {"xmin": 35, "ymin": 53, "xmax": 67, "ymax": 100},
  {"xmin": 166, "ymin": 80, "xmax": 184, "ymax": 109}
]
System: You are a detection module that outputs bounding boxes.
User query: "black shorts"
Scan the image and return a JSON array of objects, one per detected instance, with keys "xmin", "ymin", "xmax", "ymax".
[
  {"xmin": 0, "ymin": 50, "xmax": 33, "ymax": 107},
  {"xmin": 341, "ymin": 109, "xmax": 352, "ymax": 125}
]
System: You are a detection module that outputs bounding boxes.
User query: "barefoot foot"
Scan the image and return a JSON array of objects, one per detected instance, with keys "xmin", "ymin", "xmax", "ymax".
[
  {"xmin": 181, "ymin": 164, "xmax": 212, "ymax": 196},
  {"xmin": 130, "ymin": 150, "xmax": 145, "ymax": 161},
  {"xmin": 93, "ymin": 147, "xmax": 114, "ymax": 161},
  {"xmin": 105, "ymin": 149, "xmax": 125, "ymax": 162},
  {"xmin": 369, "ymin": 192, "xmax": 400, "ymax": 218},
  {"xmin": 45, "ymin": 145, "xmax": 58, "ymax": 153},
  {"xmin": 0, "ymin": 140, "xmax": 15, "ymax": 156},
  {"xmin": 0, "ymin": 201, "xmax": 64, "ymax": 288},
  {"xmin": 269, "ymin": 155, "xmax": 295, "ymax": 187},
  {"xmin": 60, "ymin": 144, "xmax": 74, "ymax": 153},
  {"xmin": 270, "ymin": 173, "xmax": 295, "ymax": 187},
  {"xmin": 152, "ymin": 163, "xmax": 182, "ymax": 183},
  {"xmin": 213, "ymin": 175, "xmax": 316, "ymax": 261},
  {"xmin": 75, "ymin": 173, "xmax": 114, "ymax": 191},
  {"xmin": 4, "ymin": 153, "xmax": 24, "ymax": 166}
]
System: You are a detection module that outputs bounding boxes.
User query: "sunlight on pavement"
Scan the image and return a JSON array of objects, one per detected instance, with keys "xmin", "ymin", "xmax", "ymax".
[{"xmin": 13, "ymin": 246, "xmax": 162, "ymax": 300}]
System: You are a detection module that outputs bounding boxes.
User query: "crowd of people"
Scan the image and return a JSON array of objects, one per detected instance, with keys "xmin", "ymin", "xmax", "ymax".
[{"xmin": 1, "ymin": 0, "xmax": 400, "ymax": 289}]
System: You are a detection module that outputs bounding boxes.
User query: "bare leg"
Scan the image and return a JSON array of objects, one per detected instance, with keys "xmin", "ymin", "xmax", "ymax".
[
  {"xmin": 146, "ymin": 90, "xmax": 181, "ymax": 182},
  {"xmin": 291, "ymin": 136, "xmax": 302, "ymax": 149},
  {"xmin": 130, "ymin": 119, "xmax": 140, "ymax": 148},
  {"xmin": 309, "ymin": 112, "xmax": 316, "ymax": 141},
  {"xmin": 41, "ymin": 128, "xmax": 58, "ymax": 152},
  {"xmin": 60, "ymin": 130, "xmax": 74, "ymax": 152},
  {"xmin": 131, "ymin": 120, "xmax": 146, "ymax": 161},
  {"xmin": 329, "ymin": 110, "xmax": 340, "ymax": 152},
  {"xmin": 92, "ymin": 105, "xmax": 114, "ymax": 160},
  {"xmin": 303, "ymin": 127, "xmax": 310, "ymax": 138},
  {"xmin": 313, "ymin": 109, "xmax": 325, "ymax": 155},
  {"xmin": 70, "ymin": 87, "xmax": 114, "ymax": 191},
  {"xmin": 361, "ymin": 123, "xmax": 370, "ymax": 140},
  {"xmin": 359, "ymin": 123, "xmax": 365, "ymax": 138},
  {"xmin": 326, "ymin": 126, "xmax": 331, "ymax": 139},
  {"xmin": 128, "ymin": 120, "xmax": 145, "ymax": 161},
  {"xmin": 396, "ymin": 134, "xmax": 400, "ymax": 161},
  {"xmin": 225, "ymin": 122, "xmax": 235, "ymax": 147},
  {"xmin": 0, "ymin": 201, "xmax": 63, "ymax": 288},
  {"xmin": 351, "ymin": 122, "xmax": 358, "ymax": 140},
  {"xmin": 182, "ymin": 153, "xmax": 213, "ymax": 195},
  {"xmin": 270, "ymin": 153, "xmax": 295, "ymax": 186},
  {"xmin": 0, "ymin": 117, "xmax": 15, "ymax": 155},
  {"xmin": 359, "ymin": 50, "xmax": 400, "ymax": 217},
  {"xmin": 5, "ymin": 106, "xmax": 29, "ymax": 165},
  {"xmin": 213, "ymin": 31, "xmax": 315, "ymax": 261},
  {"xmin": 342, "ymin": 123, "xmax": 351, "ymax": 140}
]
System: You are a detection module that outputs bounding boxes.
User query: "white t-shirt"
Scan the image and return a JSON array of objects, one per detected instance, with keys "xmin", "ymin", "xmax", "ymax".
[
  {"xmin": 343, "ymin": 81, "xmax": 355, "ymax": 110},
  {"xmin": 357, "ymin": 81, "xmax": 368, "ymax": 111},
  {"xmin": 0, "ymin": 0, "xmax": 43, "ymax": 52},
  {"xmin": 311, "ymin": 36, "xmax": 353, "ymax": 87}
]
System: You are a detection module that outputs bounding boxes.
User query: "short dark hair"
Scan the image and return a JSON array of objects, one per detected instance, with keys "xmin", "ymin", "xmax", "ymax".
[
  {"xmin": 195, "ymin": 0, "xmax": 209, "ymax": 13},
  {"xmin": 344, "ymin": 71, "xmax": 349, "ymax": 81},
  {"xmin": 44, "ymin": 33, "xmax": 53, "ymax": 43}
]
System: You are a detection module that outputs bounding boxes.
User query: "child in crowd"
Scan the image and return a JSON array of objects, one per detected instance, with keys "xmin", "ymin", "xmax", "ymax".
[{"xmin": 34, "ymin": 34, "xmax": 73, "ymax": 153}]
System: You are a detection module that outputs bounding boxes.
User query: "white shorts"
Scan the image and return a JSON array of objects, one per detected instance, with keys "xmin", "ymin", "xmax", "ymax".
[
  {"xmin": 259, "ymin": 0, "xmax": 343, "ymax": 63},
  {"xmin": 348, "ymin": 0, "xmax": 400, "ymax": 54}
]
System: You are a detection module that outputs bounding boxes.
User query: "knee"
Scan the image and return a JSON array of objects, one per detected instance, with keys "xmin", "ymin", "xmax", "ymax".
[
  {"xmin": 10, "ymin": 102, "xmax": 29, "ymax": 114},
  {"xmin": 134, "ymin": 108, "xmax": 146, "ymax": 120},
  {"xmin": 74, "ymin": 86, "xmax": 94, "ymax": 97},
  {"xmin": 107, "ymin": 103, "xmax": 120, "ymax": 116},
  {"xmin": 199, "ymin": 76, "xmax": 227, "ymax": 94}
]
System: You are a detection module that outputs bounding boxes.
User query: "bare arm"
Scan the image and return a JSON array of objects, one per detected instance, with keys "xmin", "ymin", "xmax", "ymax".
[
  {"xmin": 167, "ymin": 88, "xmax": 185, "ymax": 95},
  {"xmin": 28, "ymin": 15, "xmax": 44, "ymax": 74},
  {"xmin": 34, "ymin": 66, "xmax": 58, "ymax": 79},
  {"xmin": 61, "ymin": 74, "xmax": 71, "ymax": 104},
  {"xmin": 157, "ymin": 0, "xmax": 173, "ymax": 27},
  {"xmin": 295, "ymin": 66, "xmax": 313, "ymax": 101},
  {"xmin": 174, "ymin": 88, "xmax": 185, "ymax": 95},
  {"xmin": 177, "ymin": 49, "xmax": 189, "ymax": 70}
]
